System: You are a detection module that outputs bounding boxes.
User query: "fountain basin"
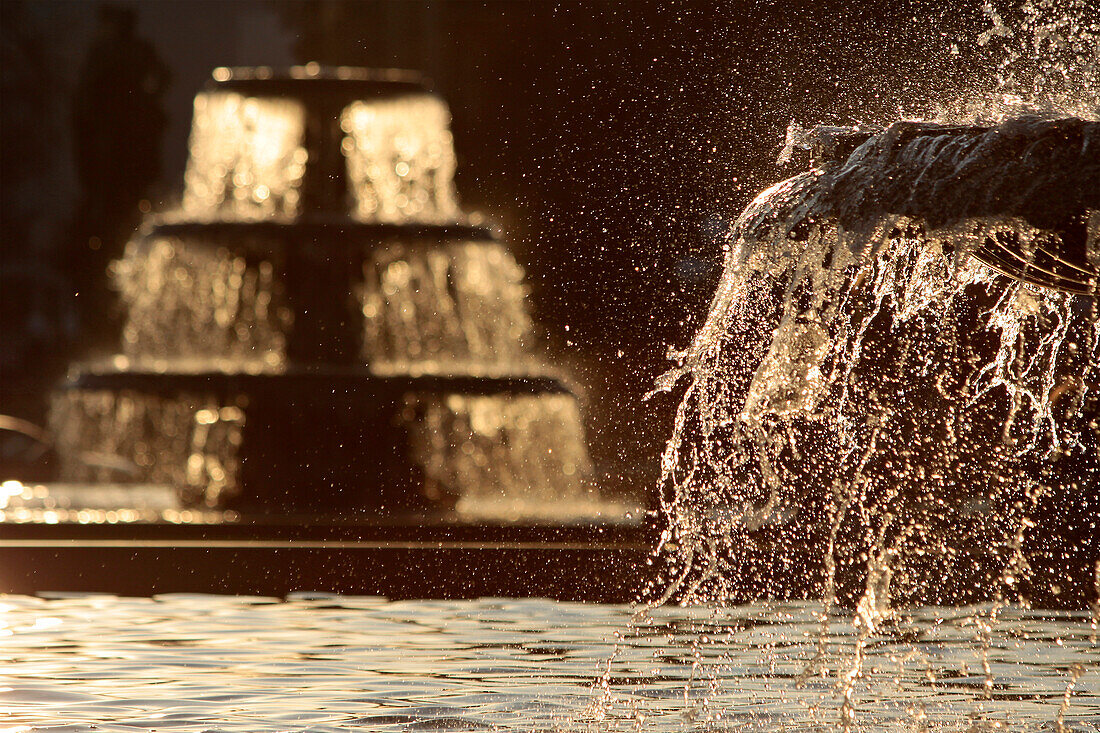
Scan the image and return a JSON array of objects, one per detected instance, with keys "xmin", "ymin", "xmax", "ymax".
[{"xmin": 0, "ymin": 501, "xmax": 654, "ymax": 600}]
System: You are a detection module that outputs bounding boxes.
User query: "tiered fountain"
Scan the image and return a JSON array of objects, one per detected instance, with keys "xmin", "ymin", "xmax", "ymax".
[{"xmin": 0, "ymin": 66, "xmax": 649, "ymax": 599}]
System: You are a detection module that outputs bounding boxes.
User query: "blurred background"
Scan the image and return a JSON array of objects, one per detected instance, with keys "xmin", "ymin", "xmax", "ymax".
[{"xmin": 1, "ymin": 0, "xmax": 995, "ymax": 489}]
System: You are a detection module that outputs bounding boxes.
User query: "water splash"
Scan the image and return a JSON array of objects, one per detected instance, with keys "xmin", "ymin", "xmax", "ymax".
[
  {"xmin": 630, "ymin": 5, "xmax": 1100, "ymax": 726},
  {"xmin": 966, "ymin": 0, "xmax": 1100, "ymax": 121}
]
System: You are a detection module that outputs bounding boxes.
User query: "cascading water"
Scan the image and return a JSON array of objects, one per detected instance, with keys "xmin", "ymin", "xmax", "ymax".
[
  {"xmin": 42, "ymin": 66, "xmax": 614, "ymax": 521},
  {"xmin": 593, "ymin": 2, "xmax": 1099, "ymax": 730},
  {"xmin": 651, "ymin": 116, "xmax": 1098, "ymax": 609}
]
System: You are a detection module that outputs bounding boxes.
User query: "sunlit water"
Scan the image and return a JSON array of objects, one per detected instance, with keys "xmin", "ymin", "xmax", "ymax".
[
  {"xmin": 0, "ymin": 594, "xmax": 1096, "ymax": 732},
  {"xmin": 16, "ymin": 6, "xmax": 1100, "ymax": 733}
]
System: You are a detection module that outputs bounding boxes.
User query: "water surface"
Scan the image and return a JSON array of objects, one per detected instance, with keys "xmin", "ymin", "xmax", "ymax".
[{"xmin": 1, "ymin": 594, "xmax": 1096, "ymax": 732}]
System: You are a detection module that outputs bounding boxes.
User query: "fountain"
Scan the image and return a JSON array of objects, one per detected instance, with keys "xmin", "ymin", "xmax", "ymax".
[
  {"xmin": 649, "ymin": 116, "xmax": 1098, "ymax": 612},
  {"xmin": 0, "ymin": 65, "xmax": 649, "ymax": 599},
  {"xmin": 2, "ymin": 7, "xmax": 1099, "ymax": 732}
]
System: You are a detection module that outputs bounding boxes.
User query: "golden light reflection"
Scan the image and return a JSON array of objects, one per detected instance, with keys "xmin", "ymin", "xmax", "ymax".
[{"xmin": 0, "ymin": 503, "xmax": 236, "ymax": 525}]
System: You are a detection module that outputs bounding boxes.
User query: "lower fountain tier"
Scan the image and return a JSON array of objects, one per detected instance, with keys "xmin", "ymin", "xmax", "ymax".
[{"xmin": 51, "ymin": 368, "xmax": 598, "ymax": 518}]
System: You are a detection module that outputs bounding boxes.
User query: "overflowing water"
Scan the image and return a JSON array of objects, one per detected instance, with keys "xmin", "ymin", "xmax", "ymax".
[
  {"xmin": 180, "ymin": 89, "xmax": 459, "ymax": 223},
  {"xmin": 50, "ymin": 390, "xmax": 245, "ymax": 505},
  {"xmin": 360, "ymin": 241, "xmax": 534, "ymax": 374},
  {"xmin": 182, "ymin": 92, "xmax": 308, "ymax": 221},
  {"xmin": 113, "ymin": 235, "xmax": 290, "ymax": 372},
  {"xmin": 621, "ymin": 2, "xmax": 1100, "ymax": 729},
  {"xmin": 48, "ymin": 68, "xmax": 607, "ymax": 520},
  {"xmin": 341, "ymin": 95, "xmax": 460, "ymax": 224},
  {"xmin": 406, "ymin": 393, "xmax": 599, "ymax": 520}
]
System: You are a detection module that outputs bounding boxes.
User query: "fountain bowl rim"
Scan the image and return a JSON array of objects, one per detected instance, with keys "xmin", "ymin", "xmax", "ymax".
[
  {"xmin": 207, "ymin": 65, "xmax": 431, "ymax": 99},
  {"xmin": 62, "ymin": 368, "xmax": 579, "ymax": 400},
  {"xmin": 145, "ymin": 217, "xmax": 501, "ymax": 243}
]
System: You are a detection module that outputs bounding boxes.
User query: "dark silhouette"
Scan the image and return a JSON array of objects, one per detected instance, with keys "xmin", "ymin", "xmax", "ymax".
[
  {"xmin": 68, "ymin": 3, "xmax": 169, "ymax": 342},
  {"xmin": 0, "ymin": 1, "xmax": 77, "ymax": 476}
]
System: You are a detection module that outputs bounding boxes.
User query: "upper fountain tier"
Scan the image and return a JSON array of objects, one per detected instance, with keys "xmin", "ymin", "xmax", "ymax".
[{"xmin": 180, "ymin": 65, "xmax": 463, "ymax": 225}]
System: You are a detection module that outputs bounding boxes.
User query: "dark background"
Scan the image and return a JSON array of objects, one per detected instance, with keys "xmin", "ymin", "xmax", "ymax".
[{"xmin": 1, "ymin": 0, "xmax": 998, "ymax": 484}]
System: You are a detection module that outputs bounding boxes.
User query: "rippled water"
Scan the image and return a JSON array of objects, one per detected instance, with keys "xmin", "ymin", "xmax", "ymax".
[{"xmin": 1, "ymin": 595, "xmax": 1096, "ymax": 732}]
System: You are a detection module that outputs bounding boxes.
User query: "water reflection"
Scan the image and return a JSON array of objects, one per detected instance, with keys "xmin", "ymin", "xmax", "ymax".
[{"xmin": 0, "ymin": 595, "xmax": 1095, "ymax": 732}]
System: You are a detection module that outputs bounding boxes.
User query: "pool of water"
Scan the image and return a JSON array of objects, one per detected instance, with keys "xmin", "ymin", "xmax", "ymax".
[{"xmin": 0, "ymin": 594, "xmax": 1096, "ymax": 732}]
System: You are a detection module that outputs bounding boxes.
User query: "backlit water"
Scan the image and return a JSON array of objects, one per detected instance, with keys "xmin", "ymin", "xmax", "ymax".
[
  {"xmin": 1, "ymin": 594, "xmax": 1096, "ymax": 732},
  {"xmin": 7, "ymin": 5, "xmax": 1099, "ymax": 733}
]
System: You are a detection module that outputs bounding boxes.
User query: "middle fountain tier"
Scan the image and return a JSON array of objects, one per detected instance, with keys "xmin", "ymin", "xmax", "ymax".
[{"xmin": 52, "ymin": 66, "xmax": 603, "ymax": 520}]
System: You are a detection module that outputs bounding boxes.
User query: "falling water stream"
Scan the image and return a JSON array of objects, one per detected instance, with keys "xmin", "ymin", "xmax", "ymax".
[{"xmin": 607, "ymin": 1, "xmax": 1100, "ymax": 729}]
